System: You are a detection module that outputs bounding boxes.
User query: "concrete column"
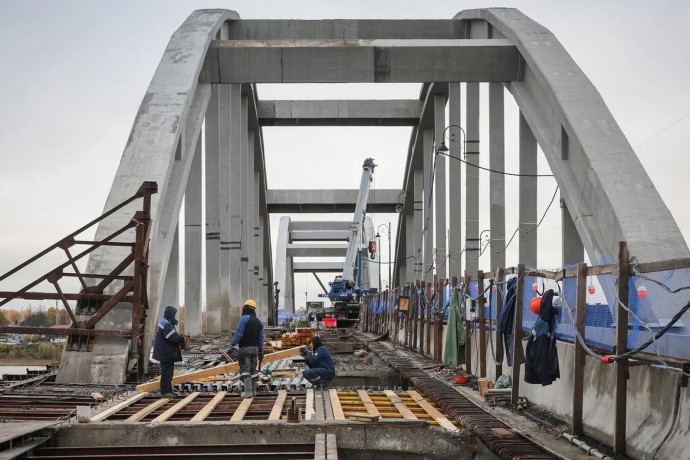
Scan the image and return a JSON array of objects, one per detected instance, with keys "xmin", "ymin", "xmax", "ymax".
[
  {"xmin": 519, "ymin": 111, "xmax": 538, "ymax": 267},
  {"xmin": 423, "ymin": 128, "xmax": 434, "ymax": 282},
  {"xmin": 184, "ymin": 135, "xmax": 203, "ymax": 337},
  {"xmin": 465, "ymin": 83, "xmax": 480, "ymax": 274},
  {"xmin": 562, "ymin": 200, "xmax": 584, "ymax": 265},
  {"xmin": 218, "ymin": 84, "xmax": 232, "ymax": 333},
  {"xmin": 489, "ymin": 83, "xmax": 506, "ymax": 272},
  {"xmin": 434, "ymin": 94, "xmax": 447, "ymax": 279},
  {"xmin": 448, "ymin": 83, "xmax": 463, "ymax": 279},
  {"xmin": 205, "ymin": 85, "xmax": 221, "ymax": 335},
  {"xmin": 161, "ymin": 225, "xmax": 179, "ymax": 313},
  {"xmin": 257, "ymin": 211, "xmax": 266, "ymax": 320},
  {"xmin": 228, "ymin": 84, "xmax": 243, "ymax": 329},
  {"xmin": 240, "ymin": 95, "xmax": 250, "ymax": 302},
  {"xmin": 413, "ymin": 169, "xmax": 424, "ymax": 281},
  {"xmin": 246, "ymin": 131, "xmax": 256, "ymax": 301},
  {"xmin": 275, "ymin": 217, "xmax": 293, "ymax": 312}
]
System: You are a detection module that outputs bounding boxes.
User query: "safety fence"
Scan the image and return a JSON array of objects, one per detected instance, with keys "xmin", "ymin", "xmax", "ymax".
[{"xmin": 362, "ymin": 241, "xmax": 690, "ymax": 451}]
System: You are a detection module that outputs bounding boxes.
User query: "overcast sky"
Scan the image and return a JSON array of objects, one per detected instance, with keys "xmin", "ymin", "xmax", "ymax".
[{"xmin": 0, "ymin": 1, "xmax": 688, "ymax": 309}]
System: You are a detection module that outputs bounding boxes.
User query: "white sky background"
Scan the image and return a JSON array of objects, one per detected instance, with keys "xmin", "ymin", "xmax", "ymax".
[{"xmin": 0, "ymin": 0, "xmax": 689, "ymax": 310}]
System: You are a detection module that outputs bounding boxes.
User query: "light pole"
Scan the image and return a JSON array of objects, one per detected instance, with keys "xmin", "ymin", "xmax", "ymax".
[{"xmin": 376, "ymin": 223, "xmax": 392, "ymax": 291}]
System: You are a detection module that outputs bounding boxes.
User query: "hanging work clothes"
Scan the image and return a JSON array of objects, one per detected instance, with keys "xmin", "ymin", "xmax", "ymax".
[
  {"xmin": 496, "ymin": 278, "xmax": 524, "ymax": 366},
  {"xmin": 524, "ymin": 289, "xmax": 560, "ymax": 386}
]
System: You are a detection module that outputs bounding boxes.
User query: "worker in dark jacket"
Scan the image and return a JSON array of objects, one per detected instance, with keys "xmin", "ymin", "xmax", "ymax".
[
  {"xmin": 301, "ymin": 335, "xmax": 336, "ymax": 389},
  {"xmin": 152, "ymin": 306, "xmax": 184, "ymax": 398},
  {"xmin": 228, "ymin": 299, "xmax": 264, "ymax": 398}
]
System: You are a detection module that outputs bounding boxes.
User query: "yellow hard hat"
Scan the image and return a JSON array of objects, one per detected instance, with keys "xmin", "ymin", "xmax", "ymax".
[{"xmin": 244, "ymin": 299, "xmax": 257, "ymax": 309}]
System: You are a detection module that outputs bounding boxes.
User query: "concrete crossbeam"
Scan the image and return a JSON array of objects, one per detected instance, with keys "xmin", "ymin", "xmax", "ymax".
[
  {"xmin": 291, "ymin": 230, "xmax": 350, "ymax": 241},
  {"xmin": 257, "ymin": 100, "xmax": 422, "ymax": 126},
  {"xmin": 227, "ymin": 19, "xmax": 466, "ymax": 40},
  {"xmin": 289, "ymin": 221, "xmax": 352, "ymax": 232},
  {"xmin": 286, "ymin": 244, "xmax": 348, "ymax": 257},
  {"xmin": 202, "ymin": 39, "xmax": 521, "ymax": 83},
  {"xmin": 267, "ymin": 189, "xmax": 402, "ymax": 213},
  {"xmin": 293, "ymin": 262, "xmax": 344, "ymax": 273}
]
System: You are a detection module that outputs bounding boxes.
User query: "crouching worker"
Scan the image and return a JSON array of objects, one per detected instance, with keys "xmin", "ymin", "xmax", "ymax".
[
  {"xmin": 152, "ymin": 306, "xmax": 184, "ymax": 398},
  {"xmin": 230, "ymin": 299, "xmax": 264, "ymax": 398},
  {"xmin": 301, "ymin": 336, "xmax": 336, "ymax": 389}
]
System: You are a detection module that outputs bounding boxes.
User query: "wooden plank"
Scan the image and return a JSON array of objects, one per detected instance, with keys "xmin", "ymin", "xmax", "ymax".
[
  {"xmin": 491, "ymin": 427, "xmax": 516, "ymax": 439},
  {"xmin": 407, "ymin": 390, "xmax": 458, "ymax": 432},
  {"xmin": 386, "ymin": 394, "xmax": 419, "ymax": 416},
  {"xmin": 190, "ymin": 391, "xmax": 226, "ymax": 422},
  {"xmin": 614, "ymin": 242, "xmax": 629, "ymax": 454},
  {"xmin": 326, "ymin": 433, "xmax": 338, "ymax": 460},
  {"xmin": 328, "ymin": 389, "xmax": 346, "ymax": 420},
  {"xmin": 633, "ymin": 257, "xmax": 690, "ymax": 274},
  {"xmin": 357, "ymin": 390, "xmax": 380, "ymax": 418},
  {"xmin": 347, "ymin": 412, "xmax": 380, "ymax": 422},
  {"xmin": 572, "ymin": 262, "xmax": 587, "ymax": 436},
  {"xmin": 136, "ymin": 346, "xmax": 302, "ymax": 392},
  {"xmin": 314, "ymin": 433, "xmax": 326, "ymax": 460},
  {"xmin": 231, "ymin": 397, "xmax": 254, "ymax": 421},
  {"xmin": 92, "ymin": 392, "xmax": 148, "ymax": 422},
  {"xmin": 153, "ymin": 392, "xmax": 200, "ymax": 422},
  {"xmin": 268, "ymin": 390, "xmax": 288, "ymax": 421},
  {"xmin": 305, "ymin": 389, "xmax": 315, "ymax": 421},
  {"xmin": 126, "ymin": 397, "xmax": 170, "ymax": 422},
  {"xmin": 511, "ymin": 264, "xmax": 525, "ymax": 407}
]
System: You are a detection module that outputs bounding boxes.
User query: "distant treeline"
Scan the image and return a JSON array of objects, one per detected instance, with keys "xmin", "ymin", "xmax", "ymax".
[
  {"xmin": 0, "ymin": 342, "xmax": 64, "ymax": 361},
  {"xmin": 0, "ymin": 306, "xmax": 70, "ymax": 327}
]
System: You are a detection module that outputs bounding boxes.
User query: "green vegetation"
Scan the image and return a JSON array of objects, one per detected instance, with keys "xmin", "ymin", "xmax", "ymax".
[{"xmin": 0, "ymin": 342, "xmax": 64, "ymax": 361}]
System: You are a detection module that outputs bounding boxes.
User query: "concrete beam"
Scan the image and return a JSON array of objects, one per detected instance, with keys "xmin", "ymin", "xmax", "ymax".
[
  {"xmin": 286, "ymin": 243, "xmax": 348, "ymax": 258},
  {"xmin": 289, "ymin": 221, "xmax": 351, "ymax": 231},
  {"xmin": 267, "ymin": 189, "xmax": 403, "ymax": 213},
  {"xmin": 257, "ymin": 100, "xmax": 422, "ymax": 126},
  {"xmin": 202, "ymin": 39, "xmax": 521, "ymax": 83},
  {"xmin": 227, "ymin": 19, "xmax": 467, "ymax": 40},
  {"xmin": 293, "ymin": 262, "xmax": 344, "ymax": 273},
  {"xmin": 291, "ymin": 230, "xmax": 350, "ymax": 241}
]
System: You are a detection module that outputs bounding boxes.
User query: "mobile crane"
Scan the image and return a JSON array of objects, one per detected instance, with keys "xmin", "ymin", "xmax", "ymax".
[{"xmin": 326, "ymin": 158, "xmax": 376, "ymax": 327}]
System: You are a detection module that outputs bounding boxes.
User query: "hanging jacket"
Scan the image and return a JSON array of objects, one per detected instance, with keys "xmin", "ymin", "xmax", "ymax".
[
  {"xmin": 524, "ymin": 289, "xmax": 560, "ymax": 385},
  {"xmin": 152, "ymin": 306, "xmax": 183, "ymax": 363},
  {"xmin": 496, "ymin": 278, "xmax": 524, "ymax": 366},
  {"xmin": 305, "ymin": 344, "xmax": 336, "ymax": 380}
]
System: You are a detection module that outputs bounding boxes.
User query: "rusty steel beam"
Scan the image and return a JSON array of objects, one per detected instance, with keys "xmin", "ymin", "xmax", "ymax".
[{"xmin": 84, "ymin": 280, "xmax": 135, "ymax": 329}]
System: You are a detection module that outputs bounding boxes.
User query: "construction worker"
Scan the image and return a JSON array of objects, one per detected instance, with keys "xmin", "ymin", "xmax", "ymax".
[
  {"xmin": 301, "ymin": 335, "xmax": 336, "ymax": 389},
  {"xmin": 152, "ymin": 306, "xmax": 184, "ymax": 398},
  {"xmin": 228, "ymin": 299, "xmax": 264, "ymax": 398}
]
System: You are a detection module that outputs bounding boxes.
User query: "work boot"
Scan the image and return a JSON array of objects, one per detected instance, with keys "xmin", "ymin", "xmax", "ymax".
[
  {"xmin": 251, "ymin": 379, "xmax": 258, "ymax": 397},
  {"xmin": 240, "ymin": 378, "xmax": 253, "ymax": 398}
]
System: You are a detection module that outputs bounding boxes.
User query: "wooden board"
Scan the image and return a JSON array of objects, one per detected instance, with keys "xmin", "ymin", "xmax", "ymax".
[
  {"xmin": 92, "ymin": 392, "xmax": 148, "ymax": 422},
  {"xmin": 268, "ymin": 390, "xmax": 288, "ymax": 421},
  {"xmin": 491, "ymin": 427, "xmax": 516, "ymax": 439},
  {"xmin": 383, "ymin": 390, "xmax": 418, "ymax": 420},
  {"xmin": 357, "ymin": 390, "xmax": 380, "ymax": 418},
  {"xmin": 314, "ymin": 390, "xmax": 326, "ymax": 421},
  {"xmin": 231, "ymin": 397, "xmax": 253, "ymax": 421},
  {"xmin": 329, "ymin": 389, "xmax": 345, "ymax": 420},
  {"xmin": 136, "ymin": 346, "xmax": 302, "ymax": 392},
  {"xmin": 407, "ymin": 390, "xmax": 458, "ymax": 432},
  {"xmin": 153, "ymin": 392, "xmax": 200, "ymax": 422},
  {"xmin": 346, "ymin": 412, "xmax": 380, "ymax": 422},
  {"xmin": 190, "ymin": 391, "xmax": 226, "ymax": 422},
  {"xmin": 126, "ymin": 398, "xmax": 170, "ymax": 422},
  {"xmin": 305, "ymin": 389, "xmax": 315, "ymax": 421}
]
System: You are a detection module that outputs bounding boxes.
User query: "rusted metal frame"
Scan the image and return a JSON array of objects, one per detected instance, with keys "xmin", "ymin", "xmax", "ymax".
[
  {"xmin": 60, "ymin": 273, "xmax": 132, "ymax": 282},
  {"xmin": 494, "ymin": 268, "xmax": 504, "ymax": 379},
  {"xmin": 0, "ymin": 326, "xmax": 132, "ymax": 337},
  {"xmin": 572, "ymin": 262, "xmax": 588, "ymax": 436},
  {"xmin": 478, "ymin": 270, "xmax": 486, "ymax": 377},
  {"xmin": 0, "ymin": 221, "xmax": 137, "ymax": 308},
  {"xmin": 633, "ymin": 257, "xmax": 690, "ymax": 274},
  {"xmin": 511, "ymin": 264, "xmax": 525, "ymax": 407},
  {"xmin": 614, "ymin": 242, "xmax": 629, "ymax": 454},
  {"xmin": 83, "ymin": 280, "xmax": 135, "ymax": 329},
  {"xmin": 464, "ymin": 271, "xmax": 472, "ymax": 373},
  {"xmin": 73, "ymin": 240, "xmax": 135, "ymax": 247},
  {"xmin": 95, "ymin": 253, "xmax": 135, "ymax": 293},
  {"xmin": 46, "ymin": 273, "xmax": 79, "ymax": 327},
  {"xmin": 0, "ymin": 182, "xmax": 156, "ymax": 284},
  {"xmin": 393, "ymin": 287, "xmax": 400, "ymax": 344},
  {"xmin": 423, "ymin": 279, "xmax": 430, "ymax": 356},
  {"xmin": 132, "ymin": 210, "xmax": 151, "ymax": 381},
  {"xmin": 407, "ymin": 285, "xmax": 413, "ymax": 349},
  {"xmin": 0, "ymin": 291, "xmax": 133, "ymax": 302},
  {"xmin": 58, "ymin": 239, "xmax": 89, "ymax": 292}
]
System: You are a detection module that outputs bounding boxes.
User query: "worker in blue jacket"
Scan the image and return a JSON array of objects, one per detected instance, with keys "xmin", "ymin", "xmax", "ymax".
[
  {"xmin": 301, "ymin": 335, "xmax": 336, "ymax": 389},
  {"xmin": 228, "ymin": 299, "xmax": 264, "ymax": 398},
  {"xmin": 152, "ymin": 306, "xmax": 184, "ymax": 398}
]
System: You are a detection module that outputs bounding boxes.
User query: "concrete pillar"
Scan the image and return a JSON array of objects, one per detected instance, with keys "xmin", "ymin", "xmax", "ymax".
[
  {"xmin": 448, "ymin": 83, "xmax": 463, "ymax": 279},
  {"xmin": 246, "ymin": 131, "xmax": 256, "ymax": 301},
  {"xmin": 228, "ymin": 84, "xmax": 243, "ymax": 329},
  {"xmin": 161, "ymin": 225, "xmax": 179, "ymax": 313},
  {"xmin": 489, "ymin": 83, "xmax": 506, "ymax": 272},
  {"xmin": 434, "ymin": 94, "xmax": 447, "ymax": 279},
  {"xmin": 218, "ymin": 84, "xmax": 232, "ymax": 333},
  {"xmin": 275, "ymin": 217, "xmax": 293, "ymax": 312},
  {"xmin": 405, "ymin": 212, "xmax": 415, "ymax": 284},
  {"xmin": 562, "ymin": 200, "xmax": 584, "ymax": 265},
  {"xmin": 204, "ymin": 85, "xmax": 221, "ymax": 335},
  {"xmin": 413, "ymin": 169, "xmax": 424, "ymax": 281},
  {"xmin": 257, "ymin": 211, "xmax": 266, "ymax": 320},
  {"xmin": 240, "ymin": 95, "xmax": 249, "ymax": 302},
  {"xmin": 465, "ymin": 83, "xmax": 480, "ymax": 274},
  {"xmin": 519, "ymin": 111, "xmax": 538, "ymax": 267},
  {"xmin": 423, "ymin": 128, "xmax": 434, "ymax": 281},
  {"xmin": 184, "ymin": 135, "xmax": 203, "ymax": 337}
]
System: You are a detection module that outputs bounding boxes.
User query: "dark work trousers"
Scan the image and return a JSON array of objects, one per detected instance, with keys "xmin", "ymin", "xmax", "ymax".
[
  {"xmin": 238, "ymin": 346, "xmax": 259, "ymax": 380},
  {"xmin": 160, "ymin": 361, "xmax": 175, "ymax": 394},
  {"xmin": 303, "ymin": 368, "xmax": 333, "ymax": 388}
]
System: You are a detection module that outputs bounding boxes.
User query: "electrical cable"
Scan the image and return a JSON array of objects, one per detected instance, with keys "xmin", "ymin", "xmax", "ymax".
[
  {"xmin": 635, "ymin": 109, "xmax": 690, "ymax": 148},
  {"xmin": 497, "ymin": 185, "xmax": 560, "ymax": 254},
  {"xmin": 438, "ymin": 149, "xmax": 554, "ymax": 177}
]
